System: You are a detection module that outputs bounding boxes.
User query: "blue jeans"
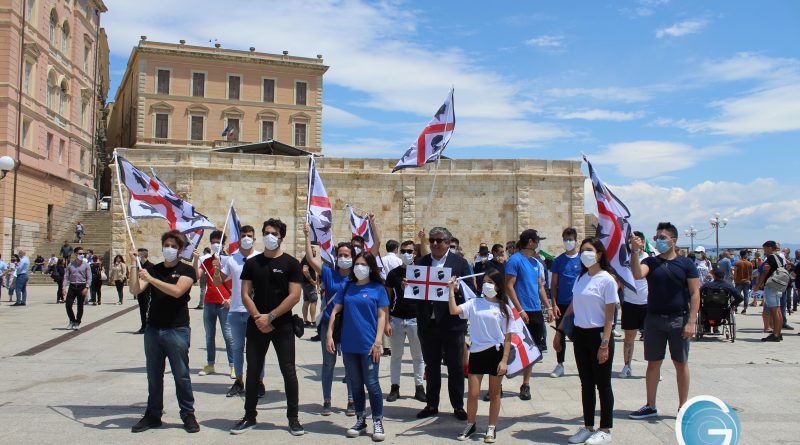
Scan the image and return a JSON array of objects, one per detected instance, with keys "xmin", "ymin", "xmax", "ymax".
[
  {"xmin": 203, "ymin": 303, "xmax": 233, "ymax": 366},
  {"xmin": 227, "ymin": 311, "xmax": 263, "ymax": 381},
  {"xmin": 320, "ymin": 321, "xmax": 353, "ymax": 402},
  {"xmin": 15, "ymin": 273, "xmax": 28, "ymax": 304},
  {"xmin": 735, "ymin": 283, "xmax": 751, "ymax": 308},
  {"xmin": 343, "ymin": 352, "xmax": 382, "ymax": 420},
  {"xmin": 144, "ymin": 326, "xmax": 194, "ymax": 417}
]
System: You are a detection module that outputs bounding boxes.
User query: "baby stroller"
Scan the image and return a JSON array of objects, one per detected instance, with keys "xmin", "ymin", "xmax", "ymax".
[{"xmin": 695, "ymin": 287, "xmax": 736, "ymax": 342}]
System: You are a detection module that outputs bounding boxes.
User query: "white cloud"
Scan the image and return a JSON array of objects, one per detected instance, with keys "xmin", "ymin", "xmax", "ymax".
[
  {"xmin": 556, "ymin": 109, "xmax": 645, "ymax": 121},
  {"xmin": 524, "ymin": 35, "xmax": 565, "ymax": 49},
  {"xmin": 655, "ymin": 19, "xmax": 709, "ymax": 38},
  {"xmin": 322, "ymin": 137, "xmax": 406, "ymax": 158},
  {"xmin": 545, "ymin": 87, "xmax": 651, "ymax": 103},
  {"xmin": 588, "ymin": 141, "xmax": 733, "ymax": 178},
  {"xmin": 323, "ymin": 105, "xmax": 374, "ymax": 128},
  {"xmin": 700, "ymin": 52, "xmax": 800, "ymax": 83}
]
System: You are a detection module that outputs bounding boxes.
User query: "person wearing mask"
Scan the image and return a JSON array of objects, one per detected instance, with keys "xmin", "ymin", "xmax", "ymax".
[
  {"xmin": 304, "ymin": 224, "xmax": 356, "ymax": 416},
  {"xmin": 415, "ymin": 227, "xmax": 474, "ymax": 421},
  {"xmin": 129, "ymin": 230, "xmax": 200, "ymax": 434},
  {"xmin": 89, "ymin": 255, "xmax": 104, "ymax": 305},
  {"xmin": 326, "ymin": 252, "xmax": 389, "ymax": 441},
  {"xmin": 384, "ymin": 240, "xmax": 426, "ymax": 403},
  {"xmin": 52, "ymin": 258, "xmax": 66, "ymax": 303},
  {"xmin": 301, "ymin": 243, "xmax": 320, "ymax": 327},
  {"xmin": 195, "ymin": 247, "xmax": 211, "ymax": 310},
  {"xmin": 473, "ymin": 243, "xmax": 493, "ymax": 288},
  {"xmin": 62, "ymin": 246, "xmax": 91, "ymax": 330},
  {"xmin": 230, "ymin": 219, "xmax": 305, "ymax": 436},
  {"xmin": 554, "ymin": 238, "xmax": 618, "ymax": 445},
  {"xmin": 197, "ymin": 230, "xmax": 234, "ymax": 378},
  {"xmin": 505, "ymin": 229, "xmax": 553, "ymax": 400},
  {"xmin": 618, "ymin": 231, "xmax": 649, "ymax": 379},
  {"xmin": 133, "ymin": 249, "xmax": 155, "ymax": 334},
  {"xmin": 449, "ymin": 268, "xmax": 512, "ymax": 443},
  {"xmin": 629, "ymin": 222, "xmax": 700, "ymax": 419},
  {"xmin": 13, "ymin": 250, "xmax": 30, "ymax": 306},
  {"xmin": 692, "ymin": 247, "xmax": 712, "ymax": 284},
  {"xmin": 753, "ymin": 240, "xmax": 786, "ymax": 342},
  {"xmin": 110, "ymin": 255, "xmax": 128, "ymax": 305},
  {"xmin": 733, "ymin": 250, "xmax": 754, "ymax": 314},
  {"xmin": 549, "ymin": 227, "xmax": 581, "ymax": 378}
]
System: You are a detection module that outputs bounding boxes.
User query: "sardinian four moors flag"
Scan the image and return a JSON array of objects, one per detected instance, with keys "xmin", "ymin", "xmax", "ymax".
[
  {"xmin": 393, "ymin": 89, "xmax": 455, "ymax": 172},
  {"xmin": 347, "ymin": 206, "xmax": 375, "ymax": 250},
  {"xmin": 583, "ymin": 155, "xmax": 636, "ymax": 294},
  {"xmin": 226, "ymin": 205, "xmax": 242, "ymax": 255},
  {"xmin": 180, "ymin": 229, "xmax": 204, "ymax": 261},
  {"xmin": 306, "ymin": 156, "xmax": 335, "ymax": 265}
]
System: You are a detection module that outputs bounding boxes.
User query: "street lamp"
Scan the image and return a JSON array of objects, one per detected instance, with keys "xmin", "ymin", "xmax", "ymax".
[
  {"xmin": 709, "ymin": 213, "xmax": 728, "ymax": 261},
  {"xmin": 684, "ymin": 225, "xmax": 699, "ymax": 252},
  {"xmin": 0, "ymin": 156, "xmax": 17, "ymax": 180}
]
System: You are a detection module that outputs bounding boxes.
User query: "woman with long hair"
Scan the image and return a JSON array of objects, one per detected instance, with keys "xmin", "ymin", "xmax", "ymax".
[
  {"xmin": 554, "ymin": 238, "xmax": 619, "ymax": 445},
  {"xmin": 110, "ymin": 255, "xmax": 127, "ymax": 304},
  {"xmin": 326, "ymin": 252, "xmax": 388, "ymax": 442},
  {"xmin": 448, "ymin": 267, "xmax": 512, "ymax": 443},
  {"xmin": 89, "ymin": 255, "xmax": 104, "ymax": 305}
]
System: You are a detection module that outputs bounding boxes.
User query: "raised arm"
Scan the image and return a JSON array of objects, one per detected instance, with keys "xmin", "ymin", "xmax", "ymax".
[
  {"xmin": 368, "ymin": 213, "xmax": 382, "ymax": 257},
  {"xmin": 303, "ymin": 223, "xmax": 323, "ymax": 276},
  {"xmin": 417, "ymin": 228, "xmax": 428, "ymax": 257},
  {"xmin": 630, "ymin": 236, "xmax": 650, "ymax": 279},
  {"xmin": 448, "ymin": 277, "xmax": 463, "ymax": 315}
]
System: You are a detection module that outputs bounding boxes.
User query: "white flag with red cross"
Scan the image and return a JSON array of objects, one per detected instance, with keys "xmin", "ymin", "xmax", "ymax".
[
  {"xmin": 403, "ymin": 265, "xmax": 452, "ymax": 301},
  {"xmin": 306, "ymin": 156, "xmax": 336, "ymax": 265},
  {"xmin": 506, "ymin": 306, "xmax": 542, "ymax": 377},
  {"xmin": 393, "ymin": 89, "xmax": 455, "ymax": 172}
]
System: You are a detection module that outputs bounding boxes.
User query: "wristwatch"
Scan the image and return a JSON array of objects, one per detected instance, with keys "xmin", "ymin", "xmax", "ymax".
[
  {"xmin": 600, "ymin": 338, "xmax": 610, "ymax": 347},
  {"xmin": 267, "ymin": 312, "xmax": 276, "ymax": 323}
]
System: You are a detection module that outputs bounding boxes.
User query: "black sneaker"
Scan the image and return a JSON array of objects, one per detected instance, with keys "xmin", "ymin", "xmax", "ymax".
[
  {"xmin": 373, "ymin": 418, "xmax": 386, "ymax": 441},
  {"xmin": 310, "ymin": 334, "xmax": 321, "ymax": 342},
  {"xmin": 288, "ymin": 417, "xmax": 305, "ymax": 436},
  {"xmin": 761, "ymin": 334, "xmax": 778, "ymax": 342},
  {"xmin": 457, "ymin": 422, "xmax": 476, "ymax": 441},
  {"xmin": 783, "ymin": 325, "xmax": 794, "ymax": 330},
  {"xmin": 258, "ymin": 381, "xmax": 266, "ymax": 398},
  {"xmin": 346, "ymin": 416, "xmax": 367, "ymax": 437},
  {"xmin": 629, "ymin": 405, "xmax": 658, "ymax": 419},
  {"xmin": 131, "ymin": 415, "xmax": 162, "ymax": 433},
  {"xmin": 230, "ymin": 417, "xmax": 256, "ymax": 435},
  {"xmin": 346, "ymin": 400, "xmax": 356, "ymax": 417},
  {"xmin": 414, "ymin": 385, "xmax": 426, "ymax": 403},
  {"xmin": 416, "ymin": 406, "xmax": 438, "ymax": 419},
  {"xmin": 226, "ymin": 380, "xmax": 244, "ymax": 397},
  {"xmin": 386, "ymin": 384, "xmax": 400, "ymax": 402},
  {"xmin": 453, "ymin": 408, "xmax": 468, "ymax": 421},
  {"xmin": 519, "ymin": 384, "xmax": 531, "ymax": 401},
  {"xmin": 182, "ymin": 413, "xmax": 200, "ymax": 433}
]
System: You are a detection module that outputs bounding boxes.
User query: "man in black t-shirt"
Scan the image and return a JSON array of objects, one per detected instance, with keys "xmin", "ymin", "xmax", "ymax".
[
  {"xmin": 129, "ymin": 230, "xmax": 199, "ymax": 434},
  {"xmin": 230, "ymin": 218, "xmax": 305, "ymax": 436}
]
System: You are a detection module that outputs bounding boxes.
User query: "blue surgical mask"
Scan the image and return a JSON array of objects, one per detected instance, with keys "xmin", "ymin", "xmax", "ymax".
[{"xmin": 655, "ymin": 239, "xmax": 671, "ymax": 253}]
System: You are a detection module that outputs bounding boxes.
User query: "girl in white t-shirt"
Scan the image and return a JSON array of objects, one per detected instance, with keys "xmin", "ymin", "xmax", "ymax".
[
  {"xmin": 447, "ymin": 267, "xmax": 512, "ymax": 443},
  {"xmin": 554, "ymin": 238, "xmax": 619, "ymax": 445}
]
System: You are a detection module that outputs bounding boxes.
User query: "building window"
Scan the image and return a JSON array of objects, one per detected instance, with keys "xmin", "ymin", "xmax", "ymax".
[
  {"xmin": 190, "ymin": 116, "xmax": 204, "ymax": 141},
  {"xmin": 192, "ymin": 72, "xmax": 205, "ymax": 97},
  {"xmin": 80, "ymin": 147, "xmax": 85, "ymax": 171},
  {"xmin": 26, "ymin": 0, "xmax": 35, "ymax": 23},
  {"xmin": 49, "ymin": 9, "xmax": 57, "ymax": 45},
  {"xmin": 157, "ymin": 69, "xmax": 170, "ymax": 95},
  {"xmin": 261, "ymin": 120, "xmax": 274, "ymax": 141},
  {"xmin": 61, "ymin": 22, "xmax": 70, "ymax": 54},
  {"xmin": 46, "ymin": 133, "xmax": 53, "ymax": 158},
  {"xmin": 225, "ymin": 118, "xmax": 240, "ymax": 141},
  {"xmin": 228, "ymin": 75, "xmax": 241, "ymax": 100},
  {"xmin": 58, "ymin": 140, "xmax": 64, "ymax": 163},
  {"xmin": 294, "ymin": 123, "xmax": 307, "ymax": 147},
  {"xmin": 295, "ymin": 81, "xmax": 307, "ymax": 105},
  {"xmin": 59, "ymin": 80, "xmax": 68, "ymax": 116},
  {"xmin": 262, "ymin": 78, "xmax": 275, "ymax": 103},
  {"xmin": 81, "ymin": 99, "xmax": 88, "ymax": 129},
  {"xmin": 47, "ymin": 74, "xmax": 54, "ymax": 108},
  {"xmin": 155, "ymin": 113, "xmax": 169, "ymax": 139},
  {"xmin": 23, "ymin": 61, "xmax": 33, "ymax": 95},
  {"xmin": 21, "ymin": 117, "xmax": 32, "ymax": 148},
  {"xmin": 83, "ymin": 45, "xmax": 91, "ymax": 72}
]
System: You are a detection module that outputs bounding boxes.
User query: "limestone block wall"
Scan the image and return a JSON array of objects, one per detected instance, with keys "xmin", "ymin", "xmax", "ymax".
[{"xmin": 111, "ymin": 149, "xmax": 585, "ymax": 262}]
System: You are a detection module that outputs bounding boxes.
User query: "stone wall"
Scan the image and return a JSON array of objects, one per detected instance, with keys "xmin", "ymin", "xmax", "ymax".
[{"xmin": 111, "ymin": 149, "xmax": 585, "ymax": 262}]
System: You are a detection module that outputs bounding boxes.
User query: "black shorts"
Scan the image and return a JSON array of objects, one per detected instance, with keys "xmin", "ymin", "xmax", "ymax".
[
  {"xmin": 621, "ymin": 302, "xmax": 647, "ymax": 331},
  {"xmin": 468, "ymin": 346, "xmax": 504, "ymax": 376},
  {"xmin": 524, "ymin": 310, "xmax": 545, "ymax": 349}
]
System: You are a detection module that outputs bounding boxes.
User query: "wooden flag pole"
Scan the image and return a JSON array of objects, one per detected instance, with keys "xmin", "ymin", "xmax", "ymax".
[{"xmin": 112, "ymin": 149, "xmax": 141, "ymax": 268}]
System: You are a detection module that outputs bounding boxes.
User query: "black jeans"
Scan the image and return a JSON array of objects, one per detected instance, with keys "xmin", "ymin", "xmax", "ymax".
[
  {"xmin": 572, "ymin": 326, "xmax": 614, "ymax": 429},
  {"xmin": 65, "ymin": 284, "xmax": 86, "ymax": 323},
  {"xmin": 555, "ymin": 303, "xmax": 570, "ymax": 364},
  {"xmin": 90, "ymin": 283, "xmax": 102, "ymax": 304},
  {"xmin": 115, "ymin": 280, "xmax": 124, "ymax": 303},
  {"xmin": 138, "ymin": 293, "xmax": 150, "ymax": 331},
  {"xmin": 419, "ymin": 328, "xmax": 465, "ymax": 410},
  {"xmin": 56, "ymin": 283, "xmax": 63, "ymax": 303},
  {"xmin": 244, "ymin": 322, "xmax": 299, "ymax": 420}
]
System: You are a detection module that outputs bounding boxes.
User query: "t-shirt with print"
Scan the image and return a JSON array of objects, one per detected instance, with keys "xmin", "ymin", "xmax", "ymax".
[
  {"xmin": 550, "ymin": 253, "xmax": 581, "ymax": 305},
  {"xmin": 240, "ymin": 253, "xmax": 303, "ymax": 328},
  {"xmin": 504, "ymin": 252, "xmax": 542, "ymax": 311},
  {"xmin": 320, "ymin": 264, "xmax": 351, "ymax": 325},
  {"xmin": 458, "ymin": 297, "xmax": 511, "ymax": 352},
  {"xmin": 332, "ymin": 281, "xmax": 389, "ymax": 354},
  {"xmin": 642, "ymin": 255, "xmax": 698, "ymax": 315},
  {"xmin": 695, "ymin": 259, "xmax": 712, "ymax": 284},
  {"xmin": 221, "ymin": 250, "xmax": 261, "ymax": 313},
  {"xmin": 147, "ymin": 261, "xmax": 197, "ymax": 328},
  {"xmin": 571, "ymin": 271, "xmax": 619, "ymax": 329}
]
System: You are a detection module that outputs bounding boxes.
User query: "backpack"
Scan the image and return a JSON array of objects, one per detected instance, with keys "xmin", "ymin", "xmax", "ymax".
[{"xmin": 765, "ymin": 255, "xmax": 791, "ymax": 291}]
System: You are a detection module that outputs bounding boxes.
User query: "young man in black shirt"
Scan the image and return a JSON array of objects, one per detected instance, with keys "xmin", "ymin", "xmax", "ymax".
[
  {"xmin": 129, "ymin": 230, "xmax": 199, "ymax": 434},
  {"xmin": 231, "ymin": 218, "xmax": 305, "ymax": 436}
]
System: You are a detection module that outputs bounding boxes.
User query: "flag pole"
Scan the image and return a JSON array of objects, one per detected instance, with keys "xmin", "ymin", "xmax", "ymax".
[
  {"xmin": 219, "ymin": 200, "xmax": 234, "ymax": 257},
  {"xmin": 112, "ymin": 149, "xmax": 141, "ymax": 268},
  {"xmin": 306, "ymin": 155, "xmax": 313, "ymax": 224}
]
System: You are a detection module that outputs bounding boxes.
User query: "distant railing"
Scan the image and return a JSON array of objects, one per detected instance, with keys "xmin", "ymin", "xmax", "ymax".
[{"xmin": 137, "ymin": 138, "xmax": 254, "ymax": 149}]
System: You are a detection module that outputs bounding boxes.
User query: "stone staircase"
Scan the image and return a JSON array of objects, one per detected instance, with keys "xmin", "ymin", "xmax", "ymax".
[{"xmin": 28, "ymin": 210, "xmax": 113, "ymax": 285}]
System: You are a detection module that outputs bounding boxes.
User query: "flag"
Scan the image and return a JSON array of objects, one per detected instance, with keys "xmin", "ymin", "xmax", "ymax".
[
  {"xmin": 393, "ymin": 89, "xmax": 455, "ymax": 172},
  {"xmin": 347, "ymin": 206, "xmax": 375, "ymax": 250},
  {"xmin": 226, "ymin": 205, "xmax": 242, "ymax": 255},
  {"xmin": 583, "ymin": 155, "xmax": 636, "ymax": 294},
  {"xmin": 221, "ymin": 125, "xmax": 230, "ymax": 137},
  {"xmin": 306, "ymin": 156, "xmax": 335, "ymax": 265},
  {"xmin": 538, "ymin": 250, "xmax": 555, "ymax": 261},
  {"xmin": 643, "ymin": 233, "xmax": 656, "ymax": 255},
  {"xmin": 180, "ymin": 229, "xmax": 203, "ymax": 261},
  {"xmin": 506, "ymin": 306, "xmax": 542, "ymax": 377},
  {"xmin": 460, "ymin": 278, "xmax": 477, "ymax": 301}
]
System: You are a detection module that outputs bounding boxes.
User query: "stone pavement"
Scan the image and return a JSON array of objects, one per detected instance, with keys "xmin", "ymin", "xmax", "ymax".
[{"xmin": 0, "ymin": 285, "xmax": 798, "ymax": 445}]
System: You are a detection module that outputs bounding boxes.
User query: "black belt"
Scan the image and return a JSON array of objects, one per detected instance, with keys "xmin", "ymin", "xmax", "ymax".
[
  {"xmin": 68, "ymin": 283, "xmax": 87, "ymax": 287},
  {"xmin": 650, "ymin": 311, "xmax": 687, "ymax": 318}
]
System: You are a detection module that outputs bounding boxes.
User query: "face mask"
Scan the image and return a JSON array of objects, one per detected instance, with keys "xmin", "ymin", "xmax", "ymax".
[
  {"xmin": 580, "ymin": 251, "xmax": 597, "ymax": 268},
  {"xmin": 337, "ymin": 257, "xmax": 353, "ymax": 270},
  {"xmin": 353, "ymin": 264, "xmax": 370, "ymax": 281},
  {"xmin": 353, "ymin": 247, "xmax": 363, "ymax": 256},
  {"xmin": 239, "ymin": 236, "xmax": 254, "ymax": 250},
  {"xmin": 563, "ymin": 240, "xmax": 576, "ymax": 251},
  {"xmin": 163, "ymin": 247, "xmax": 179, "ymax": 262},
  {"xmin": 655, "ymin": 238, "xmax": 671, "ymax": 253},
  {"xmin": 482, "ymin": 282, "xmax": 497, "ymax": 298},
  {"xmin": 211, "ymin": 243, "xmax": 222, "ymax": 254},
  {"xmin": 77, "ymin": 254, "xmax": 85, "ymax": 262},
  {"xmin": 400, "ymin": 252, "xmax": 414, "ymax": 265},
  {"xmin": 263, "ymin": 234, "xmax": 280, "ymax": 251},
  {"xmin": 449, "ymin": 247, "xmax": 458, "ymax": 254}
]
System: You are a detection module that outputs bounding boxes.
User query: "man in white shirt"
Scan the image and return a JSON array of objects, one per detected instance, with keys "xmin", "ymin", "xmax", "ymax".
[{"xmin": 381, "ymin": 240, "xmax": 403, "ymax": 278}]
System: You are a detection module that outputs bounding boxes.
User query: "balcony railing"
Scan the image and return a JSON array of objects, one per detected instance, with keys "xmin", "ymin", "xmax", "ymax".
[{"xmin": 138, "ymin": 138, "xmax": 253, "ymax": 149}]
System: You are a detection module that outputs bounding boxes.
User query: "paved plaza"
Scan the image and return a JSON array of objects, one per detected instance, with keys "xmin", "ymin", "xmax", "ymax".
[{"xmin": 0, "ymin": 284, "xmax": 798, "ymax": 444}]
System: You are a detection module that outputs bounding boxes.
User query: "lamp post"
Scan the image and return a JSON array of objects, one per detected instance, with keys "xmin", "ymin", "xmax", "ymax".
[
  {"xmin": 709, "ymin": 213, "xmax": 728, "ymax": 262},
  {"xmin": 684, "ymin": 225, "xmax": 698, "ymax": 252},
  {"xmin": 0, "ymin": 156, "xmax": 16, "ymax": 180}
]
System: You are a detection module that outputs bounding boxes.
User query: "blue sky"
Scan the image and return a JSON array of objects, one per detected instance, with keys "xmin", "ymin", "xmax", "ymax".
[{"xmin": 104, "ymin": 0, "xmax": 800, "ymax": 246}]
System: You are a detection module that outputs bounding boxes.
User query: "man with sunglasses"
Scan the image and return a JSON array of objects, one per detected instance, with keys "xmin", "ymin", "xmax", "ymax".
[
  {"xmin": 415, "ymin": 227, "xmax": 474, "ymax": 421},
  {"xmin": 629, "ymin": 222, "xmax": 700, "ymax": 419}
]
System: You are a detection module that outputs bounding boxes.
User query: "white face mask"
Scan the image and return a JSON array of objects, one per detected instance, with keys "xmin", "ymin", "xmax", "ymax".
[
  {"xmin": 400, "ymin": 252, "xmax": 414, "ymax": 265},
  {"xmin": 449, "ymin": 247, "xmax": 458, "ymax": 254},
  {"xmin": 239, "ymin": 236, "xmax": 254, "ymax": 250},
  {"xmin": 211, "ymin": 243, "xmax": 222, "ymax": 254},
  {"xmin": 580, "ymin": 251, "xmax": 597, "ymax": 268},
  {"xmin": 353, "ymin": 246, "xmax": 363, "ymax": 256},
  {"xmin": 482, "ymin": 282, "xmax": 497, "ymax": 298},
  {"xmin": 337, "ymin": 257, "xmax": 353, "ymax": 270},
  {"xmin": 563, "ymin": 240, "xmax": 576, "ymax": 251},
  {"xmin": 353, "ymin": 264, "xmax": 370, "ymax": 281},
  {"xmin": 77, "ymin": 254, "xmax": 85, "ymax": 262},
  {"xmin": 263, "ymin": 234, "xmax": 280, "ymax": 251},
  {"xmin": 163, "ymin": 247, "xmax": 179, "ymax": 262}
]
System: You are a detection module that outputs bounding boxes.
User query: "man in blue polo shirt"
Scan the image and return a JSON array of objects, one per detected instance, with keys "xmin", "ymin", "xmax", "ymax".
[
  {"xmin": 13, "ymin": 251, "xmax": 30, "ymax": 306},
  {"xmin": 548, "ymin": 227, "xmax": 581, "ymax": 378}
]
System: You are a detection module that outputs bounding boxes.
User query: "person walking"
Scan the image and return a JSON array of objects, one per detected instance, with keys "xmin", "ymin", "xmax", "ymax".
[
  {"xmin": 60, "ymin": 241, "xmax": 73, "ymax": 261},
  {"xmin": 326, "ymin": 252, "xmax": 389, "ymax": 441},
  {"xmin": 62, "ymin": 247, "xmax": 91, "ymax": 330},
  {"xmin": 13, "ymin": 251, "xmax": 30, "ymax": 306},
  {"xmin": 549, "ymin": 227, "xmax": 581, "ymax": 378},
  {"xmin": 733, "ymin": 250, "xmax": 753, "ymax": 313},
  {"xmin": 52, "ymin": 258, "xmax": 66, "ymax": 303},
  {"xmin": 110, "ymin": 255, "xmax": 128, "ymax": 304},
  {"xmin": 555, "ymin": 238, "xmax": 619, "ymax": 445},
  {"xmin": 89, "ymin": 255, "xmax": 105, "ymax": 305},
  {"xmin": 4, "ymin": 256, "xmax": 17, "ymax": 302},
  {"xmin": 75, "ymin": 222, "xmax": 85, "ymax": 242}
]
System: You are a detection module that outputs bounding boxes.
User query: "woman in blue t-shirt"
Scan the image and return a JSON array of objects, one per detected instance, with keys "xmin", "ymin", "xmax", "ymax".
[
  {"xmin": 304, "ymin": 225, "xmax": 355, "ymax": 416},
  {"xmin": 326, "ymin": 252, "xmax": 389, "ymax": 442}
]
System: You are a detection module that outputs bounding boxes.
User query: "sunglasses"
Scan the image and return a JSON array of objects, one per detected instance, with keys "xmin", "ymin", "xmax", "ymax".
[
  {"xmin": 653, "ymin": 235, "xmax": 672, "ymax": 241},
  {"xmin": 428, "ymin": 238, "xmax": 447, "ymax": 244},
  {"xmin": 400, "ymin": 249, "xmax": 414, "ymax": 254}
]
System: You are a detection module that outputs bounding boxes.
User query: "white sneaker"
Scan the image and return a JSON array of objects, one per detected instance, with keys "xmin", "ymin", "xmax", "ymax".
[
  {"xmin": 568, "ymin": 427, "xmax": 594, "ymax": 444},
  {"xmin": 612, "ymin": 329, "xmax": 621, "ymax": 338},
  {"xmin": 619, "ymin": 365, "xmax": 631, "ymax": 378},
  {"xmin": 67, "ymin": 321, "xmax": 74, "ymax": 330},
  {"xmin": 550, "ymin": 363, "xmax": 564, "ymax": 378},
  {"xmin": 585, "ymin": 430, "xmax": 612, "ymax": 445}
]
